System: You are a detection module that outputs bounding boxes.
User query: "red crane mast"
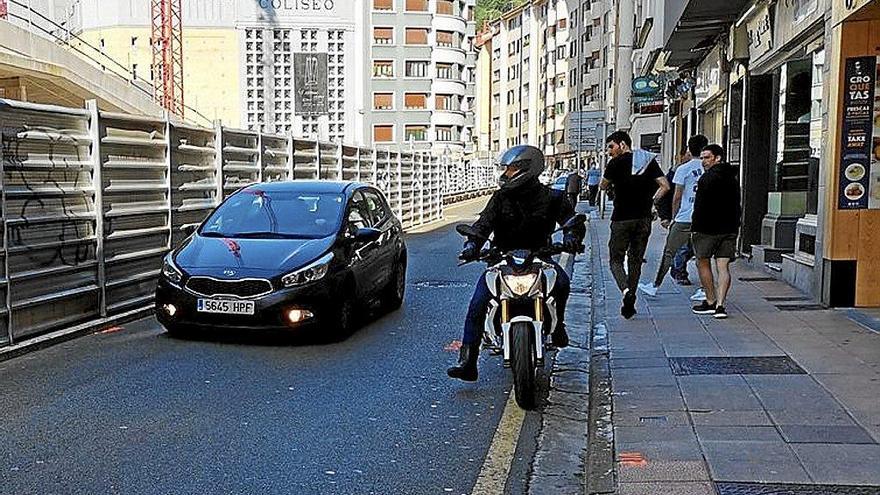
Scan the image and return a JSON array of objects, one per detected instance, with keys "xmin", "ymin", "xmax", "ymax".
[{"xmin": 151, "ymin": 0, "xmax": 184, "ymax": 117}]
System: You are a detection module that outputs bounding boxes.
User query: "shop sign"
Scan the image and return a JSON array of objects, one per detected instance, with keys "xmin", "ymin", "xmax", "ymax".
[
  {"xmin": 633, "ymin": 97, "xmax": 664, "ymax": 115},
  {"xmin": 632, "ymin": 76, "xmax": 660, "ymax": 97},
  {"xmin": 258, "ymin": 0, "xmax": 336, "ymax": 11},
  {"xmin": 838, "ymin": 56, "xmax": 875, "ymax": 210},
  {"xmin": 294, "ymin": 53, "xmax": 329, "ymax": 116},
  {"xmin": 775, "ymin": 0, "xmax": 822, "ymax": 53},
  {"xmin": 871, "ymin": 58, "xmax": 880, "ymax": 209},
  {"xmin": 695, "ymin": 48, "xmax": 722, "ymax": 107},
  {"xmin": 746, "ymin": 4, "xmax": 773, "ymax": 61},
  {"xmin": 832, "ymin": 0, "xmax": 874, "ymax": 25}
]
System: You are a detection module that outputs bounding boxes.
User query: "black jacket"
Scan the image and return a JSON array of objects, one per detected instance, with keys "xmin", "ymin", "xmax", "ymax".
[
  {"xmin": 565, "ymin": 173, "xmax": 582, "ymax": 194},
  {"xmin": 692, "ymin": 162, "xmax": 741, "ymax": 235},
  {"xmin": 471, "ymin": 178, "xmax": 585, "ymax": 251},
  {"xmin": 655, "ymin": 167, "xmax": 676, "ymax": 221}
]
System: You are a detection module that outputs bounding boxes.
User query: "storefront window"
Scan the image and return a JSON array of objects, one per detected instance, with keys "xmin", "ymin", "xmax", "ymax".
[
  {"xmin": 807, "ymin": 49, "xmax": 825, "ymax": 215},
  {"xmin": 773, "ymin": 59, "xmax": 812, "ymax": 193}
]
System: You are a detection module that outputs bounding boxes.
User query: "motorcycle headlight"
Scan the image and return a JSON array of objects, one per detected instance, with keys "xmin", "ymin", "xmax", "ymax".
[
  {"xmin": 162, "ymin": 254, "xmax": 183, "ymax": 284},
  {"xmin": 503, "ymin": 273, "xmax": 539, "ymax": 296},
  {"xmin": 282, "ymin": 253, "xmax": 334, "ymax": 288}
]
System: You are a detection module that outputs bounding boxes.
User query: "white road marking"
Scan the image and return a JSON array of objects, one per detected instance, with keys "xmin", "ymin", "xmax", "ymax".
[{"xmin": 470, "ymin": 388, "xmax": 525, "ymax": 495}]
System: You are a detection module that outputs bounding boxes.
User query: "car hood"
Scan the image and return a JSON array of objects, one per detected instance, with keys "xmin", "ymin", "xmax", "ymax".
[{"xmin": 174, "ymin": 235, "xmax": 337, "ymax": 278}]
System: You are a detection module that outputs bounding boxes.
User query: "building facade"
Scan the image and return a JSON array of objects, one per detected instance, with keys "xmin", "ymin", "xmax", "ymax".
[
  {"xmin": 475, "ymin": 0, "xmax": 614, "ymax": 171},
  {"xmin": 366, "ymin": 0, "xmax": 477, "ymax": 159},
  {"xmin": 656, "ymin": 0, "xmax": 880, "ymax": 308},
  {"xmin": 41, "ymin": 0, "xmax": 476, "ymax": 158}
]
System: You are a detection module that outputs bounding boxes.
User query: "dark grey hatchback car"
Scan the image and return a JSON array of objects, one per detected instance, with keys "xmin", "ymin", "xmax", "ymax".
[{"xmin": 155, "ymin": 181, "xmax": 407, "ymax": 337}]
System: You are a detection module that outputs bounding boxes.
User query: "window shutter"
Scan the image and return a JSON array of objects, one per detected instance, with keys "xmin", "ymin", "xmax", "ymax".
[
  {"xmin": 374, "ymin": 125, "xmax": 393, "ymax": 142},
  {"xmin": 405, "ymin": 28, "xmax": 428, "ymax": 44}
]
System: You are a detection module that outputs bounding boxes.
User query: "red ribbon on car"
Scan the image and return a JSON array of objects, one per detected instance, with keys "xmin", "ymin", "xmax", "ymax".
[{"xmin": 222, "ymin": 238, "xmax": 241, "ymax": 258}]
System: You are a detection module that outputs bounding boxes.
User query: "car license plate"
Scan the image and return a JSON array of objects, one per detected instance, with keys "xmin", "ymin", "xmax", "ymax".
[{"xmin": 197, "ymin": 299, "xmax": 255, "ymax": 315}]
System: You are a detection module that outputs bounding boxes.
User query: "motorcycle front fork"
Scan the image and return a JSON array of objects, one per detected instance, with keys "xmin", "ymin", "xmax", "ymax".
[{"xmin": 497, "ymin": 298, "xmax": 546, "ymax": 368}]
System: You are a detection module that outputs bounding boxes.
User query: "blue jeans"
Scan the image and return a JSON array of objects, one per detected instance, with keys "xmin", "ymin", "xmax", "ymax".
[
  {"xmin": 671, "ymin": 244, "xmax": 692, "ymax": 280},
  {"xmin": 462, "ymin": 260, "xmax": 570, "ymax": 345}
]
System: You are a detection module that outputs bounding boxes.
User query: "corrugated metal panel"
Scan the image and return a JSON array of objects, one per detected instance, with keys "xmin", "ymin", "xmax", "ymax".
[
  {"xmin": 260, "ymin": 134, "xmax": 290, "ymax": 183},
  {"xmin": 1, "ymin": 103, "xmax": 98, "ymax": 341},
  {"xmin": 220, "ymin": 127, "xmax": 260, "ymax": 197},
  {"xmin": 170, "ymin": 123, "xmax": 217, "ymax": 247},
  {"xmin": 99, "ymin": 111, "xmax": 170, "ymax": 314}
]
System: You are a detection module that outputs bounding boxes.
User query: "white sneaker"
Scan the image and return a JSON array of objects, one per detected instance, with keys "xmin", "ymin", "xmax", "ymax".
[
  {"xmin": 690, "ymin": 288, "xmax": 707, "ymax": 301},
  {"xmin": 637, "ymin": 282, "xmax": 658, "ymax": 297}
]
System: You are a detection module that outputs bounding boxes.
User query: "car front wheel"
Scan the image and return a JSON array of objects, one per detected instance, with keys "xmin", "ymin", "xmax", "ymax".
[{"xmin": 382, "ymin": 259, "xmax": 406, "ymax": 312}]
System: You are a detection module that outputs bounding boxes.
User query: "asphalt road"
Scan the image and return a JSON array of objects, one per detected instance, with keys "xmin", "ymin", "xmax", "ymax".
[{"xmin": 0, "ymin": 217, "xmax": 534, "ymax": 495}]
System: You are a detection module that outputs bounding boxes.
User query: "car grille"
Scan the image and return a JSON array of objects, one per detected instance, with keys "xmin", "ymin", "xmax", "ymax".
[{"xmin": 185, "ymin": 277, "xmax": 273, "ymax": 299}]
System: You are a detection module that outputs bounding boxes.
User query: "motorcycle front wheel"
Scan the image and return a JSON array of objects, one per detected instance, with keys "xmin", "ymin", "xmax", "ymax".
[{"xmin": 511, "ymin": 321, "xmax": 538, "ymax": 410}]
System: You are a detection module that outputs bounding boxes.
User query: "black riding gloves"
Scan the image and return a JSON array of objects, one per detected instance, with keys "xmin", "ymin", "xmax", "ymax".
[
  {"xmin": 563, "ymin": 233, "xmax": 583, "ymax": 254},
  {"xmin": 459, "ymin": 241, "xmax": 479, "ymax": 261}
]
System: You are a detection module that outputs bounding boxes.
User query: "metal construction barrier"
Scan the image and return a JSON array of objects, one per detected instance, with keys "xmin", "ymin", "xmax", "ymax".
[{"xmin": 0, "ymin": 98, "xmax": 496, "ymax": 346}]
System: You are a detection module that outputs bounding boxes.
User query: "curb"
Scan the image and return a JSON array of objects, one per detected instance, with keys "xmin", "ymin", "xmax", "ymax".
[
  {"xmin": 584, "ymin": 213, "xmax": 616, "ymax": 494},
  {"xmin": 527, "ymin": 223, "xmax": 591, "ymax": 494},
  {"xmin": 0, "ymin": 307, "xmax": 153, "ymax": 363}
]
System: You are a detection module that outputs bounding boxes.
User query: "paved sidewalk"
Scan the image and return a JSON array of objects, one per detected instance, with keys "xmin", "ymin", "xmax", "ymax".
[{"xmin": 591, "ymin": 215, "xmax": 880, "ymax": 494}]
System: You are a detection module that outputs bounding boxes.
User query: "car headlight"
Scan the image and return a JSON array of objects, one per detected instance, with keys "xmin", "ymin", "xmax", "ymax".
[
  {"xmin": 281, "ymin": 253, "xmax": 334, "ymax": 288},
  {"xmin": 162, "ymin": 254, "xmax": 183, "ymax": 284},
  {"xmin": 503, "ymin": 273, "xmax": 539, "ymax": 296}
]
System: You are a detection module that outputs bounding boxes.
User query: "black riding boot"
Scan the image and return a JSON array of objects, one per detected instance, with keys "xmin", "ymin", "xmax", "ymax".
[
  {"xmin": 447, "ymin": 343, "xmax": 480, "ymax": 381},
  {"xmin": 551, "ymin": 322, "xmax": 570, "ymax": 348}
]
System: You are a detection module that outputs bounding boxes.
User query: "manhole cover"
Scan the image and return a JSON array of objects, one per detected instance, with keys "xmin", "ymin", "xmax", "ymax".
[
  {"xmin": 669, "ymin": 356, "xmax": 806, "ymax": 375},
  {"xmin": 716, "ymin": 482, "xmax": 880, "ymax": 494},
  {"xmin": 775, "ymin": 304, "xmax": 825, "ymax": 311},
  {"xmin": 739, "ymin": 276, "xmax": 777, "ymax": 282},
  {"xmin": 413, "ymin": 280, "xmax": 471, "ymax": 289}
]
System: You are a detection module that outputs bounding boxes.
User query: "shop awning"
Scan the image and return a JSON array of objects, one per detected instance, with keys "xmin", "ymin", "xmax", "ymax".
[{"xmin": 663, "ymin": 0, "xmax": 751, "ymax": 67}]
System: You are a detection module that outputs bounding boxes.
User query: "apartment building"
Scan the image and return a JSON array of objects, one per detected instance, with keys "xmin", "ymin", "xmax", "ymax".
[
  {"xmin": 35, "ymin": 0, "xmax": 476, "ymax": 158},
  {"xmin": 367, "ymin": 0, "xmax": 477, "ymax": 159},
  {"xmin": 475, "ymin": 0, "xmax": 613, "ymax": 170}
]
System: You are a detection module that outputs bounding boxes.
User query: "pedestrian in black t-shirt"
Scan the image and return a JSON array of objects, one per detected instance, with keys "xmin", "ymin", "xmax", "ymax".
[
  {"xmin": 690, "ymin": 144, "xmax": 741, "ymax": 320},
  {"xmin": 600, "ymin": 130, "xmax": 670, "ymax": 319},
  {"xmin": 566, "ymin": 170, "xmax": 583, "ymax": 206}
]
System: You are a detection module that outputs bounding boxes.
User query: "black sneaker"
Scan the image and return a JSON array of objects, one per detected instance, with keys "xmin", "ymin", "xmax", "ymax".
[
  {"xmin": 621, "ymin": 289, "xmax": 637, "ymax": 319},
  {"xmin": 713, "ymin": 306, "xmax": 728, "ymax": 319},
  {"xmin": 692, "ymin": 301, "xmax": 716, "ymax": 315}
]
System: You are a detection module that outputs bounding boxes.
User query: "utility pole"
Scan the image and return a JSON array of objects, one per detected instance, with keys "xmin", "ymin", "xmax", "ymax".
[{"xmin": 614, "ymin": 0, "xmax": 633, "ymax": 132}]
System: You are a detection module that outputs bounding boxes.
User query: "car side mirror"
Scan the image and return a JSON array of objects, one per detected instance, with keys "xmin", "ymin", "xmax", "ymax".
[{"xmin": 354, "ymin": 227, "xmax": 382, "ymax": 243}]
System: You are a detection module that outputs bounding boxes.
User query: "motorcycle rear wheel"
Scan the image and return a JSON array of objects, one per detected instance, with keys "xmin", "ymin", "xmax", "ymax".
[{"xmin": 511, "ymin": 321, "xmax": 538, "ymax": 410}]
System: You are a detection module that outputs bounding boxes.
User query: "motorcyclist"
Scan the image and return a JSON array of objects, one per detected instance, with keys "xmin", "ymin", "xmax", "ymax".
[{"xmin": 448, "ymin": 145, "xmax": 586, "ymax": 382}]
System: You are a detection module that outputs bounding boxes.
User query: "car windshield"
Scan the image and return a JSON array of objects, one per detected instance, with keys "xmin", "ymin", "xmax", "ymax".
[{"xmin": 199, "ymin": 189, "xmax": 345, "ymax": 239}]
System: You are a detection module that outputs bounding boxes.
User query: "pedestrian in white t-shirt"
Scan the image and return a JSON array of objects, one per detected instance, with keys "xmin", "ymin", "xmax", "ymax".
[{"xmin": 638, "ymin": 135, "xmax": 708, "ymax": 297}]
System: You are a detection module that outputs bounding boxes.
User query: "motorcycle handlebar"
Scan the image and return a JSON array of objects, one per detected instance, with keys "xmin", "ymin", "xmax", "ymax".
[{"xmin": 459, "ymin": 242, "xmax": 575, "ymax": 266}]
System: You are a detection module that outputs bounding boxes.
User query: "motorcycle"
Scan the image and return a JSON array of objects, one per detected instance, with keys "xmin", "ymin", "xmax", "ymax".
[{"xmin": 456, "ymin": 214, "xmax": 586, "ymax": 409}]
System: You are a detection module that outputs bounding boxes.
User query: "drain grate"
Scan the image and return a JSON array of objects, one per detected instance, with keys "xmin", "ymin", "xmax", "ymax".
[
  {"xmin": 716, "ymin": 482, "xmax": 880, "ymax": 494},
  {"xmin": 739, "ymin": 276, "xmax": 777, "ymax": 282},
  {"xmin": 669, "ymin": 356, "xmax": 806, "ymax": 375},
  {"xmin": 638, "ymin": 415, "xmax": 668, "ymax": 425},
  {"xmin": 764, "ymin": 296, "xmax": 811, "ymax": 302},
  {"xmin": 775, "ymin": 304, "xmax": 826, "ymax": 311}
]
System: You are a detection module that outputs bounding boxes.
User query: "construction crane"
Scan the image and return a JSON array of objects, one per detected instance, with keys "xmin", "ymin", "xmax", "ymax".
[{"xmin": 151, "ymin": 0, "xmax": 184, "ymax": 117}]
